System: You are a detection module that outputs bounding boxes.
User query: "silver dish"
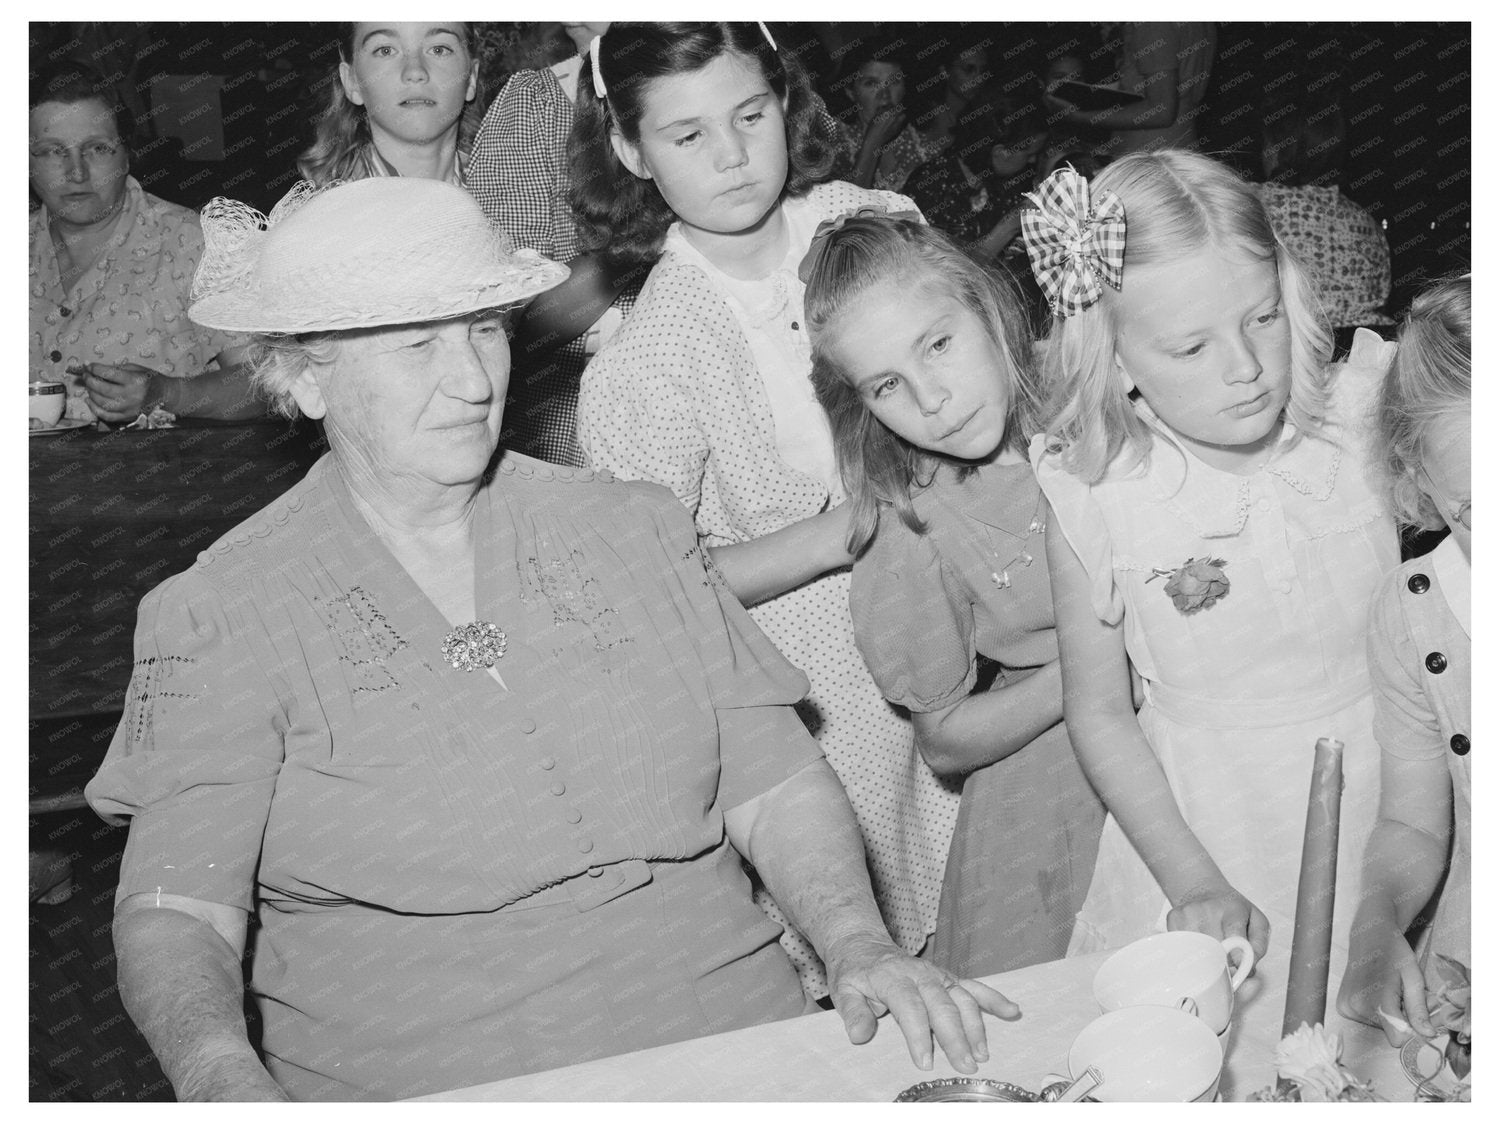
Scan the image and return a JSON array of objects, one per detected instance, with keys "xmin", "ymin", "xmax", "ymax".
[{"xmin": 895, "ymin": 1077, "xmax": 1039, "ymax": 1102}]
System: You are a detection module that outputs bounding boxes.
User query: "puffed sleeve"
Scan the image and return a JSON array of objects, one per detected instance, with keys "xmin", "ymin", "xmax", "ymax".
[
  {"xmin": 577, "ymin": 271, "xmax": 717, "ymax": 515},
  {"xmin": 1030, "ymin": 434, "xmax": 1124, "ymax": 625},
  {"xmin": 85, "ymin": 570, "xmax": 286, "ymax": 910},
  {"xmin": 634, "ymin": 486, "xmax": 824, "ymax": 809},
  {"xmin": 467, "ymin": 69, "xmax": 572, "ymax": 258},
  {"xmin": 851, "ymin": 510, "xmax": 976, "ymax": 712},
  {"xmin": 1367, "ymin": 569, "xmax": 1444, "ymax": 761}
]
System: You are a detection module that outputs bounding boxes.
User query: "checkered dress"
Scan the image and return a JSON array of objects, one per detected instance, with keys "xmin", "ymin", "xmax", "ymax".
[{"xmin": 470, "ymin": 63, "xmax": 642, "ymax": 467}]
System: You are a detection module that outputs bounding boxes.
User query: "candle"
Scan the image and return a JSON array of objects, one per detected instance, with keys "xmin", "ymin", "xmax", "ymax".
[{"xmin": 1282, "ymin": 737, "xmax": 1345, "ymax": 1039}]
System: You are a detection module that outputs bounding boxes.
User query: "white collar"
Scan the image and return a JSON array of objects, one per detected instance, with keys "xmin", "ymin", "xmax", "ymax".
[
  {"xmin": 551, "ymin": 54, "xmax": 583, "ymax": 103},
  {"xmin": 1432, "ymin": 535, "xmax": 1471, "ymax": 639}
]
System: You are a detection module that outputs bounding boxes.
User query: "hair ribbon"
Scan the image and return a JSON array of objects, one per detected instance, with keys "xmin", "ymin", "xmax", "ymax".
[
  {"xmin": 591, "ymin": 24, "xmax": 776, "ymax": 101},
  {"xmin": 1020, "ymin": 166, "xmax": 1127, "ymax": 318},
  {"xmin": 589, "ymin": 34, "xmax": 607, "ymax": 99},
  {"xmin": 796, "ymin": 205, "xmax": 922, "ymax": 284}
]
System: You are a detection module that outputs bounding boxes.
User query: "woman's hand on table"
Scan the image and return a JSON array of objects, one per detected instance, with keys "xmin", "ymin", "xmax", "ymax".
[
  {"xmin": 1168, "ymin": 884, "xmax": 1271, "ymax": 962},
  {"xmin": 1336, "ymin": 912, "xmax": 1435, "ymax": 1046},
  {"xmin": 74, "ymin": 361, "xmax": 169, "ymax": 423},
  {"xmin": 824, "ymin": 931, "xmax": 1020, "ymax": 1074}
]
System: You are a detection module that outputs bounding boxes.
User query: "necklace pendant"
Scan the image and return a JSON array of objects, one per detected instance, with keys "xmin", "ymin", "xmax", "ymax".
[
  {"xmin": 991, "ymin": 570, "xmax": 1011, "ymax": 590},
  {"xmin": 1028, "ymin": 517, "xmax": 1046, "ymax": 534},
  {"xmin": 441, "ymin": 621, "xmax": 506, "ymax": 672}
]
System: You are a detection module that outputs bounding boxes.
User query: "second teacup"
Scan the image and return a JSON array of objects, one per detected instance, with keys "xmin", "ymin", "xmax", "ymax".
[
  {"xmin": 1068, "ymin": 1005, "xmax": 1223, "ymax": 1102},
  {"xmin": 1093, "ymin": 930, "xmax": 1256, "ymax": 1035}
]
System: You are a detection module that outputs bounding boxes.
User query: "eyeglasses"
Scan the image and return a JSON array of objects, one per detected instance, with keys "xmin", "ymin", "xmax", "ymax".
[
  {"xmin": 29, "ymin": 141, "xmax": 122, "ymax": 167},
  {"xmin": 1419, "ymin": 465, "xmax": 1471, "ymax": 531}
]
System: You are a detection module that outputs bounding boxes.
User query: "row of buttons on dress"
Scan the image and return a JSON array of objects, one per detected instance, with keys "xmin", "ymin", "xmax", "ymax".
[
  {"xmin": 1407, "ymin": 571, "xmax": 1469, "ymax": 756},
  {"xmin": 525, "ymin": 714, "xmax": 602, "ymax": 868},
  {"xmin": 497, "ymin": 458, "xmax": 613, "ymax": 483}
]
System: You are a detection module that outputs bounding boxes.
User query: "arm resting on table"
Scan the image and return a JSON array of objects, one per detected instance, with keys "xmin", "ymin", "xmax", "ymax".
[
  {"xmin": 724, "ymin": 760, "xmax": 1019, "ymax": 1074},
  {"xmin": 114, "ymin": 893, "xmax": 287, "ymax": 1101},
  {"xmin": 164, "ymin": 346, "xmax": 267, "ymax": 422}
]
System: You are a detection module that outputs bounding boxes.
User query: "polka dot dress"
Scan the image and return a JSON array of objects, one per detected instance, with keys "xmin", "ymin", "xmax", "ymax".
[{"xmin": 579, "ymin": 182, "xmax": 959, "ymax": 998}]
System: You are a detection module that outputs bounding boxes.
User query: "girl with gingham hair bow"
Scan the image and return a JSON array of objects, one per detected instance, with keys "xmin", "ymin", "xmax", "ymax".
[{"xmin": 1024, "ymin": 152, "xmax": 1399, "ymax": 967}]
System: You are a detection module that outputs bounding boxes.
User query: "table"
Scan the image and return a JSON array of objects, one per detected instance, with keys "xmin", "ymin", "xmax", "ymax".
[
  {"xmin": 29, "ymin": 419, "xmax": 325, "ymax": 798},
  {"xmin": 413, "ymin": 941, "xmax": 1411, "ymax": 1102}
]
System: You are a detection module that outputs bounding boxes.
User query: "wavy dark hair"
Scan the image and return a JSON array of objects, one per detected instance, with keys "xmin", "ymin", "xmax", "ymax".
[
  {"xmin": 569, "ymin": 22, "xmax": 834, "ymax": 265},
  {"xmin": 806, "ymin": 215, "xmax": 1040, "ymax": 557},
  {"xmin": 297, "ymin": 22, "xmax": 484, "ymax": 186}
]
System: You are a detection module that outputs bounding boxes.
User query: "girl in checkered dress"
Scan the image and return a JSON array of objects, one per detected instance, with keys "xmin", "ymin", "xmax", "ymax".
[{"xmin": 1025, "ymin": 151, "xmax": 1398, "ymax": 967}]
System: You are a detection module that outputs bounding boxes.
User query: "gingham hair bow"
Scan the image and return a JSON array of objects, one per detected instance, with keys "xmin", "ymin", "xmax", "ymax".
[
  {"xmin": 1021, "ymin": 166, "xmax": 1127, "ymax": 317},
  {"xmin": 796, "ymin": 205, "xmax": 922, "ymax": 284}
]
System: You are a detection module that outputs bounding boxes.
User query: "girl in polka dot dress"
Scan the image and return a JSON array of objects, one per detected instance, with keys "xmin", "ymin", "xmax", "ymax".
[
  {"xmin": 804, "ymin": 214, "xmax": 1105, "ymax": 979},
  {"xmin": 573, "ymin": 23, "xmax": 952, "ymax": 996},
  {"xmin": 1025, "ymin": 152, "xmax": 1398, "ymax": 965}
]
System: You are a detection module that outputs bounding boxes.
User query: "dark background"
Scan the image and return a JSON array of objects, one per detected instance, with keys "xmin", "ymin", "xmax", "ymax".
[{"xmin": 29, "ymin": 20, "xmax": 1469, "ymax": 1102}]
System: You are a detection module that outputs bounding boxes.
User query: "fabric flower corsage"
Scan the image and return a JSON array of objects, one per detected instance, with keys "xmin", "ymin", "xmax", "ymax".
[
  {"xmin": 1020, "ymin": 165, "xmax": 1126, "ymax": 317},
  {"xmin": 1250, "ymin": 1024, "xmax": 1381, "ymax": 1102},
  {"xmin": 1147, "ymin": 556, "xmax": 1230, "ymax": 614}
]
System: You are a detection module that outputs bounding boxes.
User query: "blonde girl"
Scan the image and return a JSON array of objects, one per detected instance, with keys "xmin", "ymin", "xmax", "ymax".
[
  {"xmin": 1337, "ymin": 276, "xmax": 1470, "ymax": 1055},
  {"xmin": 805, "ymin": 214, "xmax": 1104, "ymax": 978},
  {"xmin": 1026, "ymin": 152, "xmax": 1398, "ymax": 962}
]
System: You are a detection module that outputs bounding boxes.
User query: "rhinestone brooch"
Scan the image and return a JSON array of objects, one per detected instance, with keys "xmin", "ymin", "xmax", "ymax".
[{"xmin": 441, "ymin": 621, "xmax": 506, "ymax": 672}]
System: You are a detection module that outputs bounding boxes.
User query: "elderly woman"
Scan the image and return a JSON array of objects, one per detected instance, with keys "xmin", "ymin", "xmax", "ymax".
[
  {"xmin": 85, "ymin": 178, "xmax": 1015, "ymax": 1102},
  {"xmin": 29, "ymin": 65, "xmax": 260, "ymax": 424}
]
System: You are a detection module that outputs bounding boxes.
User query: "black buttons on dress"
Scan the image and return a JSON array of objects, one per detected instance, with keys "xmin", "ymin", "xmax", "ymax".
[
  {"xmin": 49, "ymin": 349, "xmax": 62, "ymax": 362},
  {"xmin": 59, "ymin": 306, "xmax": 71, "ymax": 317},
  {"xmin": 1450, "ymin": 734, "xmax": 1470, "ymax": 756},
  {"xmin": 1425, "ymin": 652, "xmax": 1448, "ymax": 674},
  {"xmin": 790, "ymin": 321, "xmax": 800, "ymax": 331},
  {"xmin": 1407, "ymin": 573, "xmax": 1431, "ymax": 594}
]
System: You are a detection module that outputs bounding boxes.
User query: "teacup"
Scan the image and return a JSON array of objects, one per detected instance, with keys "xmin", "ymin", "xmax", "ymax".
[
  {"xmin": 29, "ymin": 381, "xmax": 66, "ymax": 427},
  {"xmin": 1093, "ymin": 930, "xmax": 1256, "ymax": 1035},
  {"xmin": 1068, "ymin": 1005, "xmax": 1223, "ymax": 1102}
]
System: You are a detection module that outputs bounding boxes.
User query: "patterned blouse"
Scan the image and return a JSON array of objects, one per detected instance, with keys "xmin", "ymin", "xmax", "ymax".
[
  {"xmin": 1257, "ymin": 183, "xmax": 1395, "ymax": 329},
  {"xmin": 29, "ymin": 176, "xmax": 244, "ymax": 420}
]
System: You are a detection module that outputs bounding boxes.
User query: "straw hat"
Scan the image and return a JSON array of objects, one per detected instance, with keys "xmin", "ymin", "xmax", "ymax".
[{"xmin": 189, "ymin": 178, "xmax": 569, "ymax": 334}]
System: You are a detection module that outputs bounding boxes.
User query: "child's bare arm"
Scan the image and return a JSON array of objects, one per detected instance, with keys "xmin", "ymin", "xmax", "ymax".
[
  {"xmin": 1046, "ymin": 519, "xmax": 1270, "ymax": 957},
  {"xmin": 911, "ymin": 661, "xmax": 1063, "ymax": 776},
  {"xmin": 708, "ymin": 505, "xmax": 856, "ymax": 607}
]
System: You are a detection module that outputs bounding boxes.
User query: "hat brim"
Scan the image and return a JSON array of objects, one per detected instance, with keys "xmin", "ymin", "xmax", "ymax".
[{"xmin": 190, "ymin": 252, "xmax": 570, "ymax": 335}]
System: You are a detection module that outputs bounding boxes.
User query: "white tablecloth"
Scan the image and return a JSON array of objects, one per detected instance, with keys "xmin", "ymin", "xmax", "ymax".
[{"xmin": 412, "ymin": 940, "xmax": 1413, "ymax": 1101}]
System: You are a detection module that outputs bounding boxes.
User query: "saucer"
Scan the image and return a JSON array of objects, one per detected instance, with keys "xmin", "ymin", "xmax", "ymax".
[
  {"xmin": 1401, "ymin": 1034, "xmax": 1462, "ymax": 1099},
  {"xmin": 29, "ymin": 418, "xmax": 92, "ymax": 437}
]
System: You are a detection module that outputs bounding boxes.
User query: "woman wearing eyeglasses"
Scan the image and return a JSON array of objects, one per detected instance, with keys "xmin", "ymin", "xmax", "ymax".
[{"xmin": 28, "ymin": 65, "xmax": 261, "ymax": 425}]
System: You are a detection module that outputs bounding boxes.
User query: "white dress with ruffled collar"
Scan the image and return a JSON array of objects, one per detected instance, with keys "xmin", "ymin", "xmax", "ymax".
[{"xmin": 1032, "ymin": 329, "xmax": 1399, "ymax": 960}]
